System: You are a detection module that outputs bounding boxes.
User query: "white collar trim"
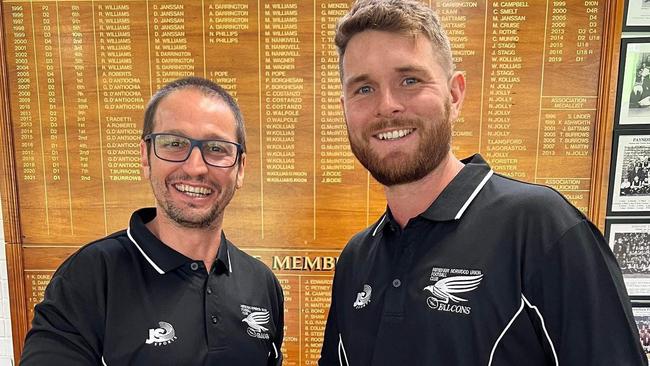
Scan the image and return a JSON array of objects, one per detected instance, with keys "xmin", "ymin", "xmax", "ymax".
[
  {"xmin": 127, "ymin": 227, "xmax": 165, "ymax": 275},
  {"xmin": 454, "ymin": 170, "xmax": 493, "ymax": 220}
]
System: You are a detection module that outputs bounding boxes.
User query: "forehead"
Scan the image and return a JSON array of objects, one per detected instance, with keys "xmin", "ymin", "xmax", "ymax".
[
  {"xmin": 342, "ymin": 30, "xmax": 440, "ymax": 79},
  {"xmin": 153, "ymin": 88, "xmax": 237, "ymax": 136}
]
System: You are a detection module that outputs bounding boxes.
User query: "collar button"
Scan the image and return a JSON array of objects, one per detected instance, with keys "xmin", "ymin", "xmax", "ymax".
[{"xmin": 190, "ymin": 262, "xmax": 199, "ymax": 271}]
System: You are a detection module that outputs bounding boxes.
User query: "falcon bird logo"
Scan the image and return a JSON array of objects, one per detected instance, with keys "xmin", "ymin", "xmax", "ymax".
[
  {"xmin": 423, "ymin": 274, "xmax": 483, "ymax": 309},
  {"xmin": 242, "ymin": 310, "xmax": 270, "ymax": 333}
]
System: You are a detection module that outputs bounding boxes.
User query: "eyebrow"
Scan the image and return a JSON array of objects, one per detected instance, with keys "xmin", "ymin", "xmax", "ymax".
[
  {"xmin": 157, "ymin": 130, "xmax": 229, "ymax": 140},
  {"xmin": 394, "ymin": 65, "xmax": 428, "ymax": 74},
  {"xmin": 344, "ymin": 65, "xmax": 429, "ymax": 87}
]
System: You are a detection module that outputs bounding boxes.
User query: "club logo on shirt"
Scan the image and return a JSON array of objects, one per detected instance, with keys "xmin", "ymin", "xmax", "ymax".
[
  {"xmin": 241, "ymin": 304, "xmax": 271, "ymax": 339},
  {"xmin": 423, "ymin": 267, "xmax": 483, "ymax": 315},
  {"xmin": 145, "ymin": 321, "xmax": 177, "ymax": 346},
  {"xmin": 353, "ymin": 284, "xmax": 372, "ymax": 309}
]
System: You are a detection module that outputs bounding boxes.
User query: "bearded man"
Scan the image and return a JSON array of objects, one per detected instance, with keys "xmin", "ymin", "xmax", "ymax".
[{"xmin": 319, "ymin": 1, "xmax": 645, "ymax": 365}]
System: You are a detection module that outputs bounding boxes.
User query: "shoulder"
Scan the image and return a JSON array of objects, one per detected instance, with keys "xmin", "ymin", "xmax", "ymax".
[
  {"xmin": 53, "ymin": 230, "xmax": 132, "ymax": 282},
  {"xmin": 336, "ymin": 217, "xmax": 384, "ymax": 267},
  {"xmin": 482, "ymin": 173, "xmax": 584, "ymax": 224}
]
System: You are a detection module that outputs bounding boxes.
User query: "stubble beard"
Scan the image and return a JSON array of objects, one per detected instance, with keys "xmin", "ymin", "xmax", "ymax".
[
  {"xmin": 348, "ymin": 101, "xmax": 452, "ymax": 187},
  {"xmin": 151, "ymin": 172, "xmax": 237, "ymax": 229}
]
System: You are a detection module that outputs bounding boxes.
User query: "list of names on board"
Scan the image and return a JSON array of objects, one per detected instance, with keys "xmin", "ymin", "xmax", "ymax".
[{"xmin": 2, "ymin": 0, "xmax": 605, "ymax": 363}]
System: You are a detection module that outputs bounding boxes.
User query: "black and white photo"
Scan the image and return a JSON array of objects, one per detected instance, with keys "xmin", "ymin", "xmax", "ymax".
[
  {"xmin": 607, "ymin": 219, "xmax": 650, "ymax": 296},
  {"xmin": 632, "ymin": 306, "xmax": 650, "ymax": 359},
  {"xmin": 608, "ymin": 131, "xmax": 650, "ymax": 215},
  {"xmin": 616, "ymin": 38, "xmax": 650, "ymax": 126},
  {"xmin": 624, "ymin": 0, "xmax": 650, "ymax": 32}
]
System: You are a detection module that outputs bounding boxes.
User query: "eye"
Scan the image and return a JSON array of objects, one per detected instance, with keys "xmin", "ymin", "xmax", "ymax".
[
  {"xmin": 356, "ymin": 85, "xmax": 373, "ymax": 95},
  {"xmin": 402, "ymin": 77, "xmax": 419, "ymax": 86}
]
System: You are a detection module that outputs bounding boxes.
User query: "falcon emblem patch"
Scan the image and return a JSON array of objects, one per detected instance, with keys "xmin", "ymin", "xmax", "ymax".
[
  {"xmin": 241, "ymin": 304, "xmax": 271, "ymax": 339},
  {"xmin": 425, "ymin": 267, "xmax": 483, "ymax": 315}
]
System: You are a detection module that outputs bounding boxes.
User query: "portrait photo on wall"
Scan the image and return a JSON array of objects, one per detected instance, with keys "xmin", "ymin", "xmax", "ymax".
[
  {"xmin": 606, "ymin": 219, "xmax": 650, "ymax": 297},
  {"xmin": 616, "ymin": 38, "xmax": 650, "ymax": 127},
  {"xmin": 608, "ymin": 131, "xmax": 650, "ymax": 215},
  {"xmin": 624, "ymin": 0, "xmax": 650, "ymax": 32},
  {"xmin": 632, "ymin": 305, "xmax": 650, "ymax": 360}
]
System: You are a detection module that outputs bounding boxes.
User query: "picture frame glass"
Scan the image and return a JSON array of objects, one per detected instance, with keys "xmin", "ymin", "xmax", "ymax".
[{"xmin": 619, "ymin": 41, "xmax": 650, "ymax": 126}]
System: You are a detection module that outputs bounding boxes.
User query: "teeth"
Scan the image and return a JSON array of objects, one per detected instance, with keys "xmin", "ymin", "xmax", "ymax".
[
  {"xmin": 174, "ymin": 184, "xmax": 212, "ymax": 197},
  {"xmin": 377, "ymin": 129, "xmax": 413, "ymax": 141}
]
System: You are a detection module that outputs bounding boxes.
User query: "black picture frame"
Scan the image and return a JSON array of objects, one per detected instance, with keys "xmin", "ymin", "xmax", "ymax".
[
  {"xmin": 615, "ymin": 38, "xmax": 650, "ymax": 128},
  {"xmin": 624, "ymin": 0, "xmax": 650, "ymax": 32},
  {"xmin": 605, "ymin": 218, "xmax": 650, "ymax": 298},
  {"xmin": 606, "ymin": 130, "xmax": 650, "ymax": 216},
  {"xmin": 631, "ymin": 302, "xmax": 650, "ymax": 360}
]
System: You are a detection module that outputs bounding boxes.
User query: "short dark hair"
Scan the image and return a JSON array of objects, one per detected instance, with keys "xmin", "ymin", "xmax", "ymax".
[{"xmin": 142, "ymin": 76, "xmax": 246, "ymax": 154}]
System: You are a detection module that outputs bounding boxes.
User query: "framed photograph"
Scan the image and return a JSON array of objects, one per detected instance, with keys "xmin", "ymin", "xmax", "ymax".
[
  {"xmin": 607, "ymin": 131, "xmax": 650, "ymax": 215},
  {"xmin": 624, "ymin": 0, "xmax": 650, "ymax": 32},
  {"xmin": 606, "ymin": 218, "xmax": 650, "ymax": 297},
  {"xmin": 615, "ymin": 38, "xmax": 650, "ymax": 127},
  {"xmin": 632, "ymin": 304, "xmax": 650, "ymax": 360}
]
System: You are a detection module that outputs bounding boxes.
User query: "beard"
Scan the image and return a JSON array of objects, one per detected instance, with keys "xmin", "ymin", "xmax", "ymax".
[
  {"xmin": 150, "ymin": 171, "xmax": 237, "ymax": 229},
  {"xmin": 348, "ymin": 100, "xmax": 452, "ymax": 187}
]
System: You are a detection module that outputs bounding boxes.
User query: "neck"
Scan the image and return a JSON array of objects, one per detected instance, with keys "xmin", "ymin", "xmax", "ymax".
[
  {"xmin": 146, "ymin": 211, "xmax": 224, "ymax": 271},
  {"xmin": 385, "ymin": 152, "xmax": 464, "ymax": 228}
]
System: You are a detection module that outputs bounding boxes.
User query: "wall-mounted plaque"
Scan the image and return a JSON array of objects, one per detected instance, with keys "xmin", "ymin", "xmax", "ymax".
[
  {"xmin": 606, "ymin": 218, "xmax": 650, "ymax": 297},
  {"xmin": 0, "ymin": 0, "xmax": 610, "ymax": 361},
  {"xmin": 615, "ymin": 38, "xmax": 650, "ymax": 127},
  {"xmin": 608, "ymin": 131, "xmax": 650, "ymax": 215}
]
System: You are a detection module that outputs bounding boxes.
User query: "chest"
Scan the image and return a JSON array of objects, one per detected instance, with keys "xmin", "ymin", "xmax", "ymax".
[{"xmin": 100, "ymin": 270, "xmax": 276, "ymax": 365}]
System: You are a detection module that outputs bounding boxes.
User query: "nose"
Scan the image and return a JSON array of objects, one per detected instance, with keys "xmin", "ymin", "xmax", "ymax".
[
  {"xmin": 182, "ymin": 146, "xmax": 209, "ymax": 176},
  {"xmin": 375, "ymin": 88, "xmax": 404, "ymax": 117}
]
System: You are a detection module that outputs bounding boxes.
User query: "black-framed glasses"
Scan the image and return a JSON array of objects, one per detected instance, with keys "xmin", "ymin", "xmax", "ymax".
[{"xmin": 144, "ymin": 133, "xmax": 242, "ymax": 168}]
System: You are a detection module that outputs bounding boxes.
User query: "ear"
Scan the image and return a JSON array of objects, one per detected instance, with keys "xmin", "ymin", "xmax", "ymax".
[
  {"xmin": 235, "ymin": 153, "xmax": 246, "ymax": 189},
  {"xmin": 448, "ymin": 71, "xmax": 466, "ymax": 121},
  {"xmin": 140, "ymin": 139, "xmax": 150, "ymax": 179}
]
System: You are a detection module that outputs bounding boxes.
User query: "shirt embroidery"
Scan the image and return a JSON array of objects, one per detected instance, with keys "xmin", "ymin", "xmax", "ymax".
[
  {"xmin": 145, "ymin": 321, "xmax": 177, "ymax": 346},
  {"xmin": 353, "ymin": 284, "xmax": 372, "ymax": 309},
  {"xmin": 241, "ymin": 304, "xmax": 271, "ymax": 339},
  {"xmin": 424, "ymin": 267, "xmax": 483, "ymax": 315}
]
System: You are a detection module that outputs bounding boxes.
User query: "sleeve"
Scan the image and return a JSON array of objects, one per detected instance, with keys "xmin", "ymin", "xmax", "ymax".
[
  {"xmin": 21, "ymin": 252, "xmax": 106, "ymax": 365},
  {"xmin": 525, "ymin": 219, "xmax": 647, "ymax": 366},
  {"xmin": 268, "ymin": 274, "xmax": 284, "ymax": 366},
  {"xmin": 319, "ymin": 266, "xmax": 344, "ymax": 366}
]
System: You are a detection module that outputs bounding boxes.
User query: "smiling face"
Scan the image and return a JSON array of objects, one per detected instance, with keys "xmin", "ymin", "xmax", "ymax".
[
  {"xmin": 140, "ymin": 88, "xmax": 245, "ymax": 229},
  {"xmin": 341, "ymin": 30, "xmax": 465, "ymax": 186}
]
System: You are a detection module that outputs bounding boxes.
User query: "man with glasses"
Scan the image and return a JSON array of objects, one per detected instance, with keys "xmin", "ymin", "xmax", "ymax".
[{"xmin": 21, "ymin": 77, "xmax": 284, "ymax": 365}]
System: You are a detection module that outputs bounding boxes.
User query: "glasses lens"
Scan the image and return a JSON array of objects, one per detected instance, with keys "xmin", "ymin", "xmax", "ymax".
[
  {"xmin": 154, "ymin": 134, "xmax": 191, "ymax": 162},
  {"xmin": 202, "ymin": 140, "xmax": 238, "ymax": 167}
]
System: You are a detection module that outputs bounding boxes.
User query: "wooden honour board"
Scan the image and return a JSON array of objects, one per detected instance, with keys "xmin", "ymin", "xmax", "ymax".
[{"xmin": 0, "ymin": 0, "xmax": 620, "ymax": 363}]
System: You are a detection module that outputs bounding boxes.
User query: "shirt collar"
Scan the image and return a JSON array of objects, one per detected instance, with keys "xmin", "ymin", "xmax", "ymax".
[
  {"xmin": 127, "ymin": 207, "xmax": 231, "ymax": 274},
  {"xmin": 373, "ymin": 154, "xmax": 493, "ymax": 235}
]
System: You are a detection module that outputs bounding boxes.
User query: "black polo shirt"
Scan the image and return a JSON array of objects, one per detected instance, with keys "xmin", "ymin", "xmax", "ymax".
[
  {"xmin": 21, "ymin": 208, "xmax": 283, "ymax": 366},
  {"xmin": 320, "ymin": 154, "xmax": 645, "ymax": 366}
]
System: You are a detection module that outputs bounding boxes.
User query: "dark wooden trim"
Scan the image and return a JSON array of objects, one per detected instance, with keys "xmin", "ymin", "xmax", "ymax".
[
  {"xmin": 0, "ymin": 1, "xmax": 28, "ymax": 363},
  {"xmin": 590, "ymin": 0, "xmax": 625, "ymax": 230}
]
